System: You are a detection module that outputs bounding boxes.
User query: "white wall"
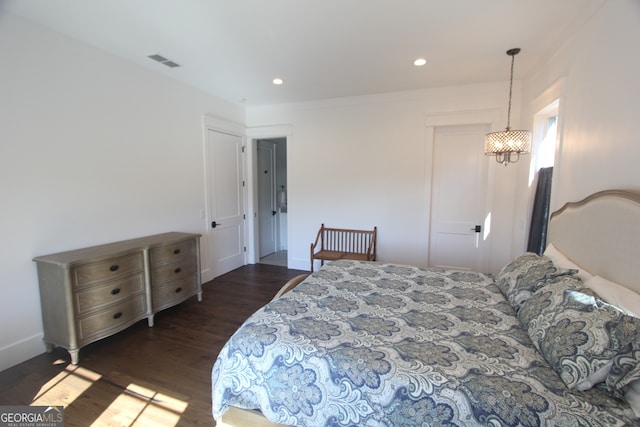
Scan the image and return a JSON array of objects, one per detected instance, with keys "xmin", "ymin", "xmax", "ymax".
[
  {"xmin": 247, "ymin": 1, "xmax": 640, "ymax": 275},
  {"xmin": 520, "ymin": 0, "xmax": 640, "ymax": 211},
  {"xmin": 5, "ymin": 0, "xmax": 636, "ymax": 372},
  {"xmin": 0, "ymin": 14, "xmax": 244, "ymax": 371},
  {"xmin": 247, "ymin": 84, "xmax": 528, "ymax": 272}
]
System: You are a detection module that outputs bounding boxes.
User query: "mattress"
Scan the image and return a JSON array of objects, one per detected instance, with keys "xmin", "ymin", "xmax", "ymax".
[{"xmin": 212, "ymin": 260, "xmax": 637, "ymax": 426}]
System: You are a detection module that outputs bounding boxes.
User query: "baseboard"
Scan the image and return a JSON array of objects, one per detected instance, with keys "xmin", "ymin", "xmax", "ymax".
[
  {"xmin": 201, "ymin": 266, "xmax": 214, "ymax": 284},
  {"xmin": 288, "ymin": 258, "xmax": 309, "ymax": 271},
  {"xmin": 0, "ymin": 333, "xmax": 46, "ymax": 372}
]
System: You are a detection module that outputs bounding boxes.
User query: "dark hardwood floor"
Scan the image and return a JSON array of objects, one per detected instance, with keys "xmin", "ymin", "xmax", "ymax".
[{"xmin": 0, "ymin": 264, "xmax": 307, "ymax": 427}]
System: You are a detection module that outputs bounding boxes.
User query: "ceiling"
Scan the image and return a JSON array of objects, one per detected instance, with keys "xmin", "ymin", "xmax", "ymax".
[{"xmin": 0, "ymin": 0, "xmax": 607, "ymax": 106}]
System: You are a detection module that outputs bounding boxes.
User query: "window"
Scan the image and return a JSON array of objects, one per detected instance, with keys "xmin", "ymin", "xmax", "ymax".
[
  {"xmin": 529, "ymin": 99, "xmax": 559, "ymax": 185},
  {"xmin": 538, "ymin": 114, "xmax": 557, "ymax": 168}
]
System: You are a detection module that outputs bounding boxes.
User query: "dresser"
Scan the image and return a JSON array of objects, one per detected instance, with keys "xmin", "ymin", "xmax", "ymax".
[{"xmin": 33, "ymin": 232, "xmax": 201, "ymax": 364}]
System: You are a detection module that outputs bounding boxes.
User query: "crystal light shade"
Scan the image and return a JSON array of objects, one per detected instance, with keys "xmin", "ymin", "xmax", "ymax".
[
  {"xmin": 485, "ymin": 47, "xmax": 531, "ymax": 166},
  {"xmin": 484, "ymin": 129, "xmax": 531, "ymax": 165}
]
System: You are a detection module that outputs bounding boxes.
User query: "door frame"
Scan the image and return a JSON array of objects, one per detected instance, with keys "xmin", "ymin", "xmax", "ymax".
[
  {"xmin": 201, "ymin": 114, "xmax": 248, "ymax": 283},
  {"xmin": 425, "ymin": 109, "xmax": 504, "ymax": 273},
  {"xmin": 246, "ymin": 124, "xmax": 293, "ymax": 264}
]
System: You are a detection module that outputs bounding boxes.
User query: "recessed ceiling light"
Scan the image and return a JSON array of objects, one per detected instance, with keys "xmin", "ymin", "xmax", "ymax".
[
  {"xmin": 413, "ymin": 58, "xmax": 427, "ymax": 66},
  {"xmin": 272, "ymin": 78, "xmax": 284, "ymax": 85}
]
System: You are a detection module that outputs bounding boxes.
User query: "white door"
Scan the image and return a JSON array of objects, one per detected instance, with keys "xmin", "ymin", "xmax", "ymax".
[
  {"xmin": 429, "ymin": 124, "xmax": 490, "ymax": 271},
  {"xmin": 207, "ymin": 129, "xmax": 246, "ymax": 277},
  {"xmin": 258, "ymin": 140, "xmax": 277, "ymax": 257}
]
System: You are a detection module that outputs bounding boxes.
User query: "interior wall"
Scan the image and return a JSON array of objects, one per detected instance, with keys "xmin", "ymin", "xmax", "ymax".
[
  {"xmin": 0, "ymin": 13, "xmax": 244, "ymax": 371},
  {"xmin": 246, "ymin": 84, "xmax": 528, "ymax": 272},
  {"xmin": 519, "ymin": 0, "xmax": 640, "ymax": 212},
  {"xmin": 7, "ymin": 1, "xmax": 633, "ymax": 371}
]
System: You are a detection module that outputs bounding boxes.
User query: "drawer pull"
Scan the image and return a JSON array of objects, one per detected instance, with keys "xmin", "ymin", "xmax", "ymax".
[
  {"xmin": 173, "ymin": 249, "xmax": 181, "ymax": 255},
  {"xmin": 174, "ymin": 267, "xmax": 181, "ymax": 274},
  {"xmin": 113, "ymin": 311, "xmax": 123, "ymax": 319},
  {"xmin": 175, "ymin": 287, "xmax": 183, "ymax": 293},
  {"xmin": 109, "ymin": 265, "xmax": 119, "ymax": 272},
  {"xmin": 111, "ymin": 288, "xmax": 121, "ymax": 295}
]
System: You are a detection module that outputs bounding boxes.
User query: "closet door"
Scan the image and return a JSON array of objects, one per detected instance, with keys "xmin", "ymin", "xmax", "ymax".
[
  {"xmin": 429, "ymin": 124, "xmax": 490, "ymax": 271},
  {"xmin": 207, "ymin": 129, "xmax": 246, "ymax": 277}
]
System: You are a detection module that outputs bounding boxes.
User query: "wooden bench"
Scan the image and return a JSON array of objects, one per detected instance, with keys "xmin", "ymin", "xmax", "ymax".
[{"xmin": 310, "ymin": 224, "xmax": 377, "ymax": 272}]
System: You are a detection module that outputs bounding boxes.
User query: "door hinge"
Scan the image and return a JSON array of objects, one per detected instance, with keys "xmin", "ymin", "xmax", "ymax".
[
  {"xmin": 242, "ymin": 180, "xmax": 245, "ymax": 187},
  {"xmin": 242, "ymin": 146, "xmax": 245, "ymax": 153},
  {"xmin": 243, "ymin": 214, "xmax": 246, "ymax": 219},
  {"xmin": 243, "ymin": 246, "xmax": 247, "ymax": 252}
]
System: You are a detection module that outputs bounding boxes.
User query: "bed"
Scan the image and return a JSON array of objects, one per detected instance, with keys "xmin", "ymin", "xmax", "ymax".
[{"xmin": 211, "ymin": 190, "xmax": 640, "ymax": 426}]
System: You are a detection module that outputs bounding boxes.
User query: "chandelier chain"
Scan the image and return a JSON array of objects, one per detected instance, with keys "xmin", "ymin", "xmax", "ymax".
[{"xmin": 506, "ymin": 52, "xmax": 515, "ymax": 131}]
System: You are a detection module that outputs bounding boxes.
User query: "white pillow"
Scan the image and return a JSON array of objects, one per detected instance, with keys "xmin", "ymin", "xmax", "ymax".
[
  {"xmin": 625, "ymin": 380, "xmax": 640, "ymax": 417},
  {"xmin": 584, "ymin": 275, "xmax": 640, "ymax": 318},
  {"xmin": 543, "ymin": 243, "xmax": 594, "ymax": 283},
  {"xmin": 575, "ymin": 360, "xmax": 614, "ymax": 391}
]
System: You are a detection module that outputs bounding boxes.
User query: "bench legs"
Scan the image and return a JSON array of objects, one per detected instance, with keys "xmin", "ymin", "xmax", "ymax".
[{"xmin": 310, "ymin": 258, "xmax": 320, "ymax": 273}]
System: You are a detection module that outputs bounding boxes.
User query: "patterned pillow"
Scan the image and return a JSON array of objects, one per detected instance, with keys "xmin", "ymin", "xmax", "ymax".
[
  {"xmin": 495, "ymin": 252, "xmax": 577, "ymax": 312},
  {"xmin": 520, "ymin": 283, "xmax": 640, "ymax": 393},
  {"xmin": 517, "ymin": 274, "xmax": 587, "ymax": 332}
]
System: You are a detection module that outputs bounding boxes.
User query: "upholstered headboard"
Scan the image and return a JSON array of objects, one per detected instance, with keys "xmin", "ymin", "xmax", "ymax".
[{"xmin": 548, "ymin": 189, "xmax": 640, "ymax": 295}]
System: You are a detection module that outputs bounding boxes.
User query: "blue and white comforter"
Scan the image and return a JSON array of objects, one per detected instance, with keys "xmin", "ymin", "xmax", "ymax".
[{"xmin": 212, "ymin": 260, "xmax": 638, "ymax": 426}]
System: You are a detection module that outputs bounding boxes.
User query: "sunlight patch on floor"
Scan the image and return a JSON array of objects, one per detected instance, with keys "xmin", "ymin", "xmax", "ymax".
[
  {"xmin": 28, "ymin": 361, "xmax": 188, "ymax": 426},
  {"xmin": 91, "ymin": 382, "xmax": 188, "ymax": 426},
  {"xmin": 31, "ymin": 363, "xmax": 101, "ymax": 407}
]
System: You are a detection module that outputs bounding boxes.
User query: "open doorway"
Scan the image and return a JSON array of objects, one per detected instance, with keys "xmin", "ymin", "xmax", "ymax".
[{"xmin": 256, "ymin": 137, "xmax": 288, "ymax": 267}]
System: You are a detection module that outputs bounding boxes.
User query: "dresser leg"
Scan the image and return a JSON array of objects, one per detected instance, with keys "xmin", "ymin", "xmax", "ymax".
[
  {"xmin": 44, "ymin": 342, "xmax": 54, "ymax": 353},
  {"xmin": 197, "ymin": 291, "xmax": 203, "ymax": 302},
  {"xmin": 147, "ymin": 315, "xmax": 154, "ymax": 327},
  {"xmin": 69, "ymin": 349, "xmax": 79, "ymax": 365}
]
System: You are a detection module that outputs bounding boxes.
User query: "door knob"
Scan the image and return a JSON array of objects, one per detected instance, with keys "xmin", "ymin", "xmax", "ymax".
[
  {"xmin": 471, "ymin": 225, "xmax": 481, "ymax": 233},
  {"xmin": 272, "ymin": 210, "xmax": 277, "ymax": 216},
  {"xmin": 212, "ymin": 221, "xmax": 220, "ymax": 228}
]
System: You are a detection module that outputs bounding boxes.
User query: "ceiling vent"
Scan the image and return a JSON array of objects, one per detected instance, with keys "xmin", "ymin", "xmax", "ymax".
[{"xmin": 148, "ymin": 54, "xmax": 180, "ymax": 68}]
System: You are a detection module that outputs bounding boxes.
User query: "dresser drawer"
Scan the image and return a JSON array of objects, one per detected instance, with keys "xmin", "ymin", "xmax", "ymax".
[
  {"xmin": 152, "ymin": 279, "xmax": 197, "ymax": 311},
  {"xmin": 77, "ymin": 294, "xmax": 147, "ymax": 343},
  {"xmin": 74, "ymin": 272, "xmax": 145, "ymax": 315},
  {"xmin": 150, "ymin": 257, "xmax": 197, "ymax": 287},
  {"xmin": 149, "ymin": 239, "xmax": 196, "ymax": 265},
  {"xmin": 73, "ymin": 252, "xmax": 144, "ymax": 287}
]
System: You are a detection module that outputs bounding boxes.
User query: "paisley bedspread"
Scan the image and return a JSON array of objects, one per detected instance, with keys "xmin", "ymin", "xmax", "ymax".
[{"xmin": 211, "ymin": 260, "xmax": 638, "ymax": 426}]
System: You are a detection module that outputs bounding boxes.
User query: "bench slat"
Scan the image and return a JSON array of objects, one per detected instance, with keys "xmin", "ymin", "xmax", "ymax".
[{"xmin": 310, "ymin": 224, "xmax": 377, "ymax": 272}]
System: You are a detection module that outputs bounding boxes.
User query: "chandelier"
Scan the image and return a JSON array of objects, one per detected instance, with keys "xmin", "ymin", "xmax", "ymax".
[{"xmin": 484, "ymin": 48, "xmax": 531, "ymax": 166}]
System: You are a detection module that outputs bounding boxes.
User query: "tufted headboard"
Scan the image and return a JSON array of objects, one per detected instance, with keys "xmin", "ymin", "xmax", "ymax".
[{"xmin": 548, "ymin": 189, "xmax": 640, "ymax": 295}]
